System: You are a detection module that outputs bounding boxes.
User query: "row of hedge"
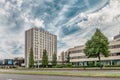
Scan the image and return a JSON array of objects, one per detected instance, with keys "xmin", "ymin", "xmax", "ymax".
[
  {"xmin": 52, "ymin": 63, "xmax": 120, "ymax": 68},
  {"xmin": 52, "ymin": 63, "xmax": 73, "ymax": 68}
]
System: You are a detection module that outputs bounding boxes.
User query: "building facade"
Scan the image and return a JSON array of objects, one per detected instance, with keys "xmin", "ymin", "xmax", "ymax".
[
  {"xmin": 25, "ymin": 27, "xmax": 57, "ymax": 68},
  {"xmin": 0, "ymin": 57, "xmax": 24, "ymax": 68},
  {"xmin": 63, "ymin": 33, "xmax": 120, "ymax": 66}
]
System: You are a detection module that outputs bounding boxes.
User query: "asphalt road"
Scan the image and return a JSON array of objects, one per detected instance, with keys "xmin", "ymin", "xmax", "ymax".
[
  {"xmin": 0, "ymin": 74, "xmax": 119, "ymax": 80},
  {"xmin": 1, "ymin": 69, "xmax": 120, "ymax": 73}
]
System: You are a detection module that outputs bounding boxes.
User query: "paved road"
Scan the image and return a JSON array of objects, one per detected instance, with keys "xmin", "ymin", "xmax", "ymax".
[
  {"xmin": 1, "ymin": 69, "xmax": 120, "ymax": 73},
  {"xmin": 0, "ymin": 74, "xmax": 119, "ymax": 80},
  {"xmin": 0, "ymin": 69, "xmax": 120, "ymax": 76}
]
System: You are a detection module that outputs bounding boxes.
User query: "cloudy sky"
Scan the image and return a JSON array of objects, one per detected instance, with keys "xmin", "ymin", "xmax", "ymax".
[{"xmin": 0, "ymin": 0, "xmax": 120, "ymax": 59}]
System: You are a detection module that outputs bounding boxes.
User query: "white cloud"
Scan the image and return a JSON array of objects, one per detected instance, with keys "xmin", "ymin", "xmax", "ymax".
[
  {"xmin": 0, "ymin": 32, "xmax": 25, "ymax": 59},
  {"xmin": 22, "ymin": 10, "xmax": 44, "ymax": 30},
  {"xmin": 58, "ymin": 0, "xmax": 120, "ymax": 55},
  {"xmin": 17, "ymin": 0, "xmax": 23, "ymax": 7},
  {"xmin": 78, "ymin": 0, "xmax": 120, "ymax": 40},
  {"xmin": 0, "ymin": 0, "xmax": 25, "ymax": 59},
  {"xmin": 31, "ymin": 19, "xmax": 44, "ymax": 28},
  {"xmin": 0, "ymin": 0, "xmax": 46, "ymax": 59},
  {"xmin": 57, "ymin": 26, "xmax": 96, "ymax": 54},
  {"xmin": 24, "ymin": 17, "xmax": 44, "ymax": 30},
  {"xmin": 0, "ymin": 8, "xmax": 8, "ymax": 15},
  {"xmin": 0, "ymin": 0, "xmax": 5, "ymax": 3}
]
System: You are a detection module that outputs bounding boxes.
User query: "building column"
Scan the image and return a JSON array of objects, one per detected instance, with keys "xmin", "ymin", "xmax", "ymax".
[
  {"xmin": 94, "ymin": 61, "xmax": 96, "ymax": 66},
  {"xmin": 110, "ymin": 60, "xmax": 113, "ymax": 65}
]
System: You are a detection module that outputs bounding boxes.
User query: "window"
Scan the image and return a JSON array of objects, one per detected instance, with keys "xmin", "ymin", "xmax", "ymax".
[
  {"xmin": 111, "ymin": 53, "xmax": 120, "ymax": 56},
  {"xmin": 109, "ymin": 45, "xmax": 120, "ymax": 49},
  {"xmin": 70, "ymin": 56, "xmax": 87, "ymax": 59},
  {"xmin": 69, "ymin": 50, "xmax": 83, "ymax": 54}
]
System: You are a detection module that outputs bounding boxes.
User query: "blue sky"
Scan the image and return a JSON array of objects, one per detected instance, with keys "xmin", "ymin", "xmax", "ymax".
[{"xmin": 0, "ymin": 0, "xmax": 120, "ymax": 59}]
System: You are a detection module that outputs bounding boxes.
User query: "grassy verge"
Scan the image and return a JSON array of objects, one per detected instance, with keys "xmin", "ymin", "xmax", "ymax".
[
  {"xmin": 0, "ymin": 70, "xmax": 120, "ymax": 78},
  {"xmin": 15, "ymin": 67, "xmax": 120, "ymax": 70}
]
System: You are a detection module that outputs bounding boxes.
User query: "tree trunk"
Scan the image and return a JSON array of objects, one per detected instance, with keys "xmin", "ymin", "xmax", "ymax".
[{"xmin": 98, "ymin": 54, "xmax": 102, "ymax": 69}]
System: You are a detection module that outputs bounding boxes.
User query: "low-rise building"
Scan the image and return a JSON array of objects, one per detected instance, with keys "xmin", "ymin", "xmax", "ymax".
[
  {"xmin": 14, "ymin": 57, "xmax": 25, "ymax": 67},
  {"xmin": 0, "ymin": 57, "xmax": 25, "ymax": 68},
  {"xmin": 62, "ymin": 33, "xmax": 120, "ymax": 66}
]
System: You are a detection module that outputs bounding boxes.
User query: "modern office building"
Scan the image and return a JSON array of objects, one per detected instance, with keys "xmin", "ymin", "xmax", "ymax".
[
  {"xmin": 62, "ymin": 33, "xmax": 120, "ymax": 66},
  {"xmin": 25, "ymin": 27, "xmax": 57, "ymax": 68}
]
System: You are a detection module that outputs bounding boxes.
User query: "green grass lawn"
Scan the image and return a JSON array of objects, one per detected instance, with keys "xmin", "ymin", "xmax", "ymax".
[{"xmin": 0, "ymin": 69, "xmax": 120, "ymax": 78}]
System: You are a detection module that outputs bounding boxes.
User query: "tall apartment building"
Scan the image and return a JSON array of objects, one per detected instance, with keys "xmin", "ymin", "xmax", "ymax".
[
  {"xmin": 25, "ymin": 27, "xmax": 57, "ymax": 68},
  {"xmin": 62, "ymin": 33, "xmax": 120, "ymax": 66}
]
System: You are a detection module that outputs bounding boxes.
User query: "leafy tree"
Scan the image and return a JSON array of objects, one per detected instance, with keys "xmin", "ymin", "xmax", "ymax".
[
  {"xmin": 29, "ymin": 47, "xmax": 34, "ymax": 68},
  {"xmin": 61, "ymin": 51, "xmax": 64, "ymax": 64},
  {"xmin": 52, "ymin": 52, "xmax": 57, "ymax": 66},
  {"xmin": 42, "ymin": 49, "xmax": 48, "ymax": 68},
  {"xmin": 66, "ymin": 53, "xmax": 70, "ymax": 63},
  {"xmin": 84, "ymin": 28, "xmax": 110, "ymax": 68}
]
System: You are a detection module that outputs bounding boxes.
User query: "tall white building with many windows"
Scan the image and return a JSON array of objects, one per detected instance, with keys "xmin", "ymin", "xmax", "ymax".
[{"xmin": 25, "ymin": 27, "xmax": 57, "ymax": 68}]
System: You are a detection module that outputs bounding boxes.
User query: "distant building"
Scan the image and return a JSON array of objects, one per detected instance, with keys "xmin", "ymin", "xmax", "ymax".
[
  {"xmin": 0, "ymin": 59, "xmax": 13, "ymax": 65},
  {"xmin": 0, "ymin": 57, "xmax": 24, "ymax": 68},
  {"xmin": 14, "ymin": 57, "xmax": 24, "ymax": 67},
  {"xmin": 61, "ymin": 33, "xmax": 120, "ymax": 66},
  {"xmin": 25, "ymin": 27, "xmax": 57, "ymax": 68}
]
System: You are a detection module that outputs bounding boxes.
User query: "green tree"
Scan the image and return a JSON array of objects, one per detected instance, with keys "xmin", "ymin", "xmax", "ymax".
[
  {"xmin": 52, "ymin": 52, "xmax": 57, "ymax": 66},
  {"xmin": 84, "ymin": 28, "xmax": 110, "ymax": 68},
  {"xmin": 42, "ymin": 49, "xmax": 48, "ymax": 68},
  {"xmin": 61, "ymin": 51, "xmax": 64, "ymax": 64},
  {"xmin": 66, "ymin": 53, "xmax": 70, "ymax": 63},
  {"xmin": 29, "ymin": 47, "xmax": 34, "ymax": 68}
]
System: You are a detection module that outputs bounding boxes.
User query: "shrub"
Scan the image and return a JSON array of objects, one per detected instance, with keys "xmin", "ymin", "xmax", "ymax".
[
  {"xmin": 64, "ymin": 63, "xmax": 73, "ymax": 68},
  {"xmin": 53, "ymin": 64, "xmax": 64, "ymax": 68}
]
